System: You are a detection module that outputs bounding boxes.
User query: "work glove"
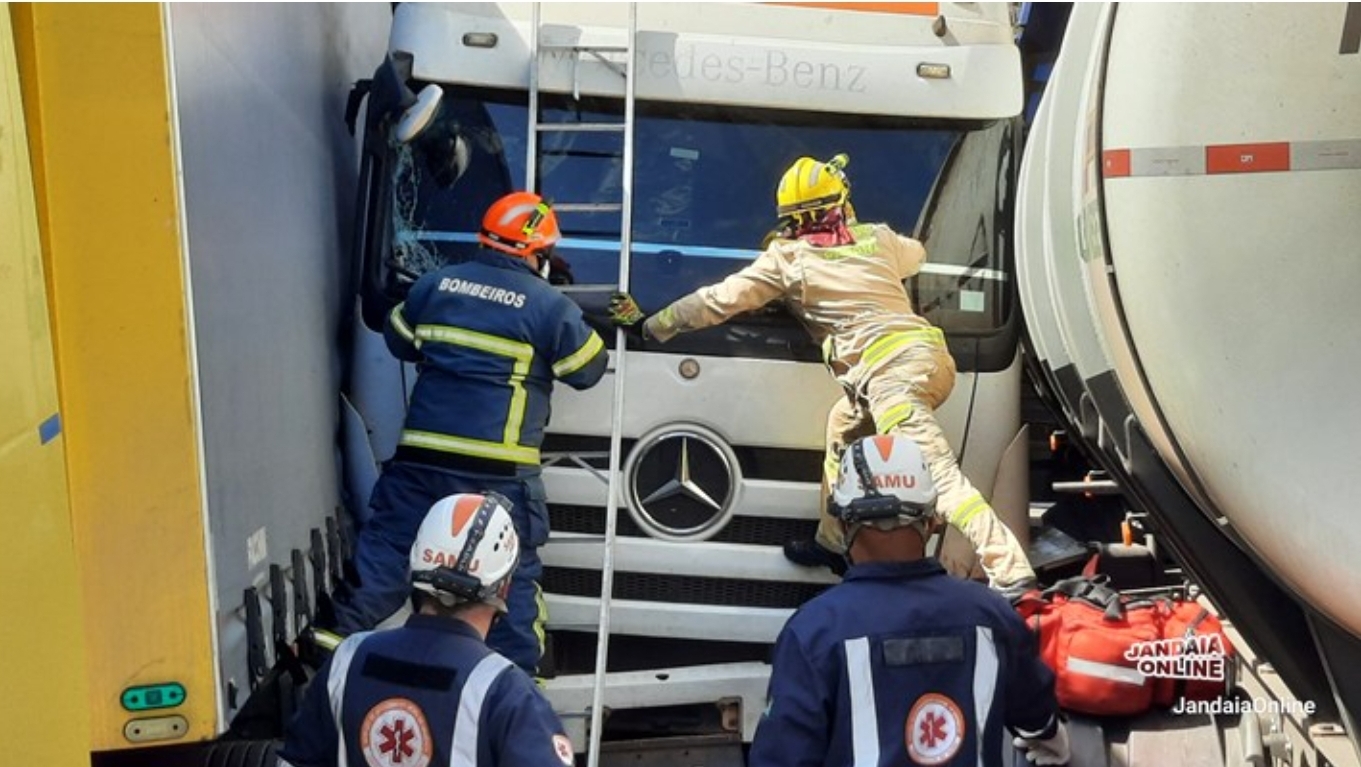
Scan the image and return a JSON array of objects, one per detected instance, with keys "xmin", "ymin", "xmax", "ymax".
[
  {"xmin": 608, "ymin": 291, "xmax": 648, "ymax": 336},
  {"xmin": 1013, "ymin": 720, "xmax": 1071, "ymax": 765}
]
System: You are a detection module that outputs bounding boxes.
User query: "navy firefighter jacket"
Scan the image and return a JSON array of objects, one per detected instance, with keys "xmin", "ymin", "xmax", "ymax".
[
  {"xmin": 748, "ymin": 559, "xmax": 1060, "ymax": 767},
  {"xmin": 384, "ymin": 251, "xmax": 607, "ymax": 475},
  {"xmin": 277, "ymin": 614, "xmax": 577, "ymax": 767}
]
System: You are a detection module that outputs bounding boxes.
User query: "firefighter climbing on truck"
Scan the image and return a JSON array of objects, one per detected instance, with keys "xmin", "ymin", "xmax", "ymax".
[
  {"xmin": 320, "ymin": 192, "xmax": 609, "ymax": 676},
  {"xmin": 609, "ymin": 153, "xmax": 1036, "ymax": 594}
]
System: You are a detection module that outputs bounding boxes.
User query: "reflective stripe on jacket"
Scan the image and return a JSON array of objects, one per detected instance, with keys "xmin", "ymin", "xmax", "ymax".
[
  {"xmin": 748, "ymin": 560, "xmax": 1059, "ymax": 767},
  {"xmin": 276, "ymin": 615, "xmax": 575, "ymax": 767},
  {"xmin": 385, "ymin": 252, "xmax": 606, "ymax": 470},
  {"xmin": 643, "ymin": 223, "xmax": 940, "ymax": 388}
]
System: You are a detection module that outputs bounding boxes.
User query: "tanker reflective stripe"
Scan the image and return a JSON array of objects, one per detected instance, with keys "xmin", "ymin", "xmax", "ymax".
[
  {"xmin": 844, "ymin": 636, "xmax": 880, "ymax": 767},
  {"xmin": 389, "ymin": 303, "xmax": 419, "ymax": 346},
  {"xmin": 860, "ymin": 327, "xmax": 946, "ymax": 369},
  {"xmin": 875, "ymin": 402, "xmax": 915, "ymax": 433},
  {"xmin": 450, "ymin": 653, "xmax": 514, "ymax": 763},
  {"xmin": 972, "ymin": 626, "xmax": 998, "ymax": 764},
  {"xmin": 327, "ymin": 631, "xmax": 375, "ymax": 767},
  {"xmin": 1103, "ymin": 138, "xmax": 1361, "ymax": 178},
  {"xmin": 551, "ymin": 332, "xmax": 604, "ymax": 377},
  {"xmin": 412, "ymin": 324, "xmax": 535, "ymax": 460},
  {"xmin": 950, "ymin": 493, "xmax": 989, "ymax": 528}
]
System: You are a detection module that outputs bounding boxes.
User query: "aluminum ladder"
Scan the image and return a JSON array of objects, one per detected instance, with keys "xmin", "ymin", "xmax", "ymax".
[{"xmin": 526, "ymin": 5, "xmax": 638, "ymax": 767}]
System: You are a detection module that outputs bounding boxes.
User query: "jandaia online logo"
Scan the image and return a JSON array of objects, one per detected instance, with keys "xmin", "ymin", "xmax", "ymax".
[
  {"xmin": 1124, "ymin": 635, "xmax": 1228, "ymax": 682},
  {"xmin": 1124, "ymin": 636, "xmax": 1317, "ymax": 717}
]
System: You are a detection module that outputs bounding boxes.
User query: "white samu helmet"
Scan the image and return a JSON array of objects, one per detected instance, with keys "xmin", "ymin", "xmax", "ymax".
[
  {"xmin": 831, "ymin": 435, "xmax": 938, "ymax": 529},
  {"xmin": 409, "ymin": 493, "xmax": 520, "ymax": 613}
]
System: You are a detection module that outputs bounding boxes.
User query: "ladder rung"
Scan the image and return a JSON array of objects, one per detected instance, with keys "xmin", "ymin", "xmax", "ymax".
[
  {"xmin": 540, "ymin": 44, "xmax": 630, "ymax": 54},
  {"xmin": 537, "ymin": 123, "xmax": 626, "ymax": 134},
  {"xmin": 553, "ymin": 203, "xmax": 624, "ymax": 213}
]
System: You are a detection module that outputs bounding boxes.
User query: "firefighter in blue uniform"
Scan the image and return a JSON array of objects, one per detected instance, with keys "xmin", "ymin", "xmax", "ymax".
[
  {"xmin": 325, "ymin": 192, "xmax": 608, "ymax": 675},
  {"xmin": 279, "ymin": 493, "xmax": 577, "ymax": 767},
  {"xmin": 749, "ymin": 434, "xmax": 1071, "ymax": 767}
]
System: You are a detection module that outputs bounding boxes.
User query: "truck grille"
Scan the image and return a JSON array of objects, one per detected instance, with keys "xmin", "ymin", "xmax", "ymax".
[
  {"xmin": 550, "ymin": 503, "xmax": 818, "ymax": 545},
  {"xmin": 543, "ymin": 567, "xmax": 829, "ymax": 609}
]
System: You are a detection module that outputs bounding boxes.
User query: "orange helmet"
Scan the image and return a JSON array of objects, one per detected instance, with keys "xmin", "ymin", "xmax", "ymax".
[{"xmin": 478, "ymin": 191, "xmax": 561, "ymax": 262}]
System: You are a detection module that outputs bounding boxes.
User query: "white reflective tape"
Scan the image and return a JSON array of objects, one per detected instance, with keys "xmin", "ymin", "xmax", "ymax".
[
  {"xmin": 1066, "ymin": 656, "xmax": 1146, "ymax": 686},
  {"xmin": 845, "ymin": 637, "xmax": 880, "ymax": 767},
  {"xmin": 451, "ymin": 653, "xmax": 515, "ymax": 763},
  {"xmin": 973, "ymin": 627, "xmax": 999, "ymax": 764},
  {"xmin": 327, "ymin": 632, "xmax": 373, "ymax": 767}
]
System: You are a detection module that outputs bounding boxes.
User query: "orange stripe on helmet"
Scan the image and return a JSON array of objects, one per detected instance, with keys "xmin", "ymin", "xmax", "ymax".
[
  {"xmin": 871, "ymin": 434, "xmax": 897, "ymax": 462},
  {"xmin": 450, "ymin": 494, "xmax": 485, "ymax": 537}
]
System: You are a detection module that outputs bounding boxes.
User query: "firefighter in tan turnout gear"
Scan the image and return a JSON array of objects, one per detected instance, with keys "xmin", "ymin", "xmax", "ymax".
[{"xmin": 610, "ymin": 154, "xmax": 1035, "ymax": 594}]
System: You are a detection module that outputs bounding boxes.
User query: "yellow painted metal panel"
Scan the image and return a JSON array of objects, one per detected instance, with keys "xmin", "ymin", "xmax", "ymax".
[
  {"xmin": 0, "ymin": 6, "xmax": 91, "ymax": 766},
  {"xmin": 13, "ymin": 3, "xmax": 217, "ymax": 749}
]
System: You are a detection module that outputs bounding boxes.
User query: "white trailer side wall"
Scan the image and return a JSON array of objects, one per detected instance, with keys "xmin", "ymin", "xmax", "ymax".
[{"xmin": 165, "ymin": 2, "xmax": 389, "ymax": 720}]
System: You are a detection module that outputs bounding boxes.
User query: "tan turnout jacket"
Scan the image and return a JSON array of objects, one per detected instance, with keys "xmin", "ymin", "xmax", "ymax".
[{"xmin": 643, "ymin": 223, "xmax": 942, "ymax": 389}]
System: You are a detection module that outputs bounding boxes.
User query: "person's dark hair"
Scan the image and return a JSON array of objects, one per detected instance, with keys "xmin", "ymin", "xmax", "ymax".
[{"xmin": 410, "ymin": 589, "xmax": 477, "ymax": 617}]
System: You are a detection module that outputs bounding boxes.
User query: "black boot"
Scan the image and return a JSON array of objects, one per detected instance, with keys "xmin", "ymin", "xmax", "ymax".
[{"xmin": 783, "ymin": 538, "xmax": 847, "ymax": 576}]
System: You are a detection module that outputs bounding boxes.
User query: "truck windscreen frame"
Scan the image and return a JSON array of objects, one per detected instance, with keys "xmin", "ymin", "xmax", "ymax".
[{"xmin": 364, "ymin": 85, "xmax": 1018, "ymax": 366}]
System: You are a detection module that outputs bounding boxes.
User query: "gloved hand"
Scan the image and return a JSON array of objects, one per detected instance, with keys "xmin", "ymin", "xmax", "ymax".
[
  {"xmin": 608, "ymin": 291, "xmax": 647, "ymax": 328},
  {"xmin": 1013, "ymin": 720, "xmax": 1071, "ymax": 765}
]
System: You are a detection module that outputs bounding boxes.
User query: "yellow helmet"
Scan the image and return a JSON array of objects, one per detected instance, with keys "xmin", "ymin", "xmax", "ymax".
[{"xmin": 776, "ymin": 153, "xmax": 850, "ymax": 220}]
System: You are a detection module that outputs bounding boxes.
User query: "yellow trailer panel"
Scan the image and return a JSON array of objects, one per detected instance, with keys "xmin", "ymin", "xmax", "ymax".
[
  {"xmin": 0, "ymin": 5, "xmax": 90, "ymax": 764},
  {"xmin": 12, "ymin": 2, "xmax": 217, "ymax": 750}
]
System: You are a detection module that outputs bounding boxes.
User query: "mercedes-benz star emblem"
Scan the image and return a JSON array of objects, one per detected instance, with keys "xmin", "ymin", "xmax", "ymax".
[
  {"xmin": 624, "ymin": 425, "xmax": 740, "ymax": 541},
  {"xmin": 640, "ymin": 438, "xmax": 723, "ymax": 512}
]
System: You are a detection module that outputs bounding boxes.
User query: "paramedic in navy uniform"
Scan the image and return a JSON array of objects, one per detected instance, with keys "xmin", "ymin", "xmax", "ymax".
[
  {"xmin": 279, "ymin": 493, "xmax": 577, "ymax": 767},
  {"xmin": 748, "ymin": 434, "xmax": 1071, "ymax": 766}
]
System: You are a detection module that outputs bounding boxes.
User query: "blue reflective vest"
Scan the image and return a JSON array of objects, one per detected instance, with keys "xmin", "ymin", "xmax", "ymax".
[
  {"xmin": 384, "ymin": 252, "xmax": 607, "ymax": 474},
  {"xmin": 749, "ymin": 559, "xmax": 1059, "ymax": 767},
  {"xmin": 278, "ymin": 615, "xmax": 576, "ymax": 767}
]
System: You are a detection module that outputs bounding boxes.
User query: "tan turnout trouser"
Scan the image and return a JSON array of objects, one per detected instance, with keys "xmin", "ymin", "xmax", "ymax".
[{"xmin": 817, "ymin": 344, "xmax": 1036, "ymax": 589}]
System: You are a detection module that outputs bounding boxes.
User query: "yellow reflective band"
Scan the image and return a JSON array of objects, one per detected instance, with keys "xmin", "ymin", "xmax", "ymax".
[
  {"xmin": 416, "ymin": 325, "xmax": 533, "ymax": 361},
  {"xmin": 311, "ymin": 629, "xmax": 345, "ymax": 652},
  {"xmin": 400, "ymin": 430, "xmax": 541, "ymax": 465},
  {"xmin": 552, "ymin": 332, "xmax": 605, "ymax": 377},
  {"xmin": 532, "ymin": 582, "xmax": 548, "ymax": 657},
  {"xmin": 415, "ymin": 325, "xmax": 534, "ymax": 448},
  {"xmin": 875, "ymin": 402, "xmax": 915, "ymax": 433},
  {"xmin": 655, "ymin": 305, "xmax": 678, "ymax": 331},
  {"xmin": 824, "ymin": 453, "xmax": 841, "ymax": 483},
  {"xmin": 950, "ymin": 494, "xmax": 989, "ymax": 528},
  {"xmin": 389, "ymin": 304, "xmax": 418, "ymax": 344},
  {"xmin": 860, "ymin": 328, "xmax": 946, "ymax": 368}
]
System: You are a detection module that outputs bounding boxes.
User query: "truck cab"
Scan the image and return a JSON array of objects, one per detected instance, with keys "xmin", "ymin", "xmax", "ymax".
[{"xmin": 345, "ymin": 1, "xmax": 1032, "ymax": 751}]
